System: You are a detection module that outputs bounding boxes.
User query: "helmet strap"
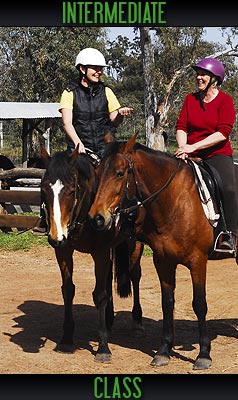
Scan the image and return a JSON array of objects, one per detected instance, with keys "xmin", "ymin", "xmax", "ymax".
[
  {"xmin": 199, "ymin": 76, "xmax": 216, "ymax": 110},
  {"xmin": 81, "ymin": 66, "xmax": 97, "ymax": 86}
]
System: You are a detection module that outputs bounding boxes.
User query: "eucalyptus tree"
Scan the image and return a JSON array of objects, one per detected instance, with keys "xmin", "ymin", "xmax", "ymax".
[
  {"xmin": 105, "ymin": 31, "xmax": 145, "ymax": 142},
  {"xmin": 0, "ymin": 27, "xmax": 107, "ymax": 102},
  {"xmin": 139, "ymin": 27, "xmax": 238, "ymax": 151},
  {"xmin": 0, "ymin": 27, "xmax": 107, "ymax": 153}
]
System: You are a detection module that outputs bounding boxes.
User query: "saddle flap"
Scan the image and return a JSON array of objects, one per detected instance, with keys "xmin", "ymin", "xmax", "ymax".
[{"xmin": 188, "ymin": 159, "xmax": 220, "ymax": 227}]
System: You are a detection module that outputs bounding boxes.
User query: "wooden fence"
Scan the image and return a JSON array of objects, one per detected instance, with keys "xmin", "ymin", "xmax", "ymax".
[{"xmin": 0, "ymin": 168, "xmax": 44, "ymax": 231}]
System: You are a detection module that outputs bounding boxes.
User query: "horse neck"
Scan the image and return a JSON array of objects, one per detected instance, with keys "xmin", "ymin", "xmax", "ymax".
[
  {"xmin": 131, "ymin": 151, "xmax": 162, "ymax": 194},
  {"xmin": 131, "ymin": 151, "xmax": 181, "ymax": 206}
]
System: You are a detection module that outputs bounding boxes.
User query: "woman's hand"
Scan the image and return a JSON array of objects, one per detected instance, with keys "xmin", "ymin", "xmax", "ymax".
[
  {"xmin": 76, "ymin": 141, "xmax": 86, "ymax": 153},
  {"xmin": 118, "ymin": 107, "xmax": 134, "ymax": 115},
  {"xmin": 175, "ymin": 143, "xmax": 196, "ymax": 159}
]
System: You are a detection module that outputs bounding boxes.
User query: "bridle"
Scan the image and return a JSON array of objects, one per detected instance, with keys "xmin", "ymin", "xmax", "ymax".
[
  {"xmin": 43, "ymin": 173, "xmax": 88, "ymax": 236},
  {"xmin": 67, "ymin": 178, "xmax": 88, "ymax": 234},
  {"xmin": 113, "ymin": 153, "xmax": 182, "ymax": 220}
]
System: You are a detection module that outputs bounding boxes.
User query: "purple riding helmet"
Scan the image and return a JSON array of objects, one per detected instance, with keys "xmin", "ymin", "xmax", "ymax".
[{"xmin": 192, "ymin": 58, "xmax": 225, "ymax": 85}]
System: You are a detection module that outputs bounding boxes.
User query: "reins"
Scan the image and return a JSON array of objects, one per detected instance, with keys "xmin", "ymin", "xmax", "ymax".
[
  {"xmin": 117, "ymin": 154, "xmax": 182, "ymax": 217},
  {"xmin": 67, "ymin": 180, "xmax": 87, "ymax": 233}
]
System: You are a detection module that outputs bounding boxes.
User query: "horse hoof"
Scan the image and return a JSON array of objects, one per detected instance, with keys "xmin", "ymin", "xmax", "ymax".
[
  {"xmin": 95, "ymin": 353, "xmax": 112, "ymax": 363},
  {"xmin": 55, "ymin": 343, "xmax": 76, "ymax": 354},
  {"xmin": 150, "ymin": 355, "xmax": 170, "ymax": 367},
  {"xmin": 193, "ymin": 358, "xmax": 212, "ymax": 370}
]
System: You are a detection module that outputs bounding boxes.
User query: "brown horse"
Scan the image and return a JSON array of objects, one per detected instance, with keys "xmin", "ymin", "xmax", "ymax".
[
  {"xmin": 89, "ymin": 134, "xmax": 238, "ymax": 370},
  {"xmin": 40, "ymin": 146, "xmax": 144, "ymax": 362}
]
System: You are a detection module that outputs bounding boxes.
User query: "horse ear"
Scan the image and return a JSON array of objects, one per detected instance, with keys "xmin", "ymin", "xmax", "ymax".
[
  {"xmin": 125, "ymin": 134, "xmax": 137, "ymax": 153},
  {"xmin": 40, "ymin": 147, "xmax": 51, "ymax": 167},
  {"xmin": 104, "ymin": 132, "xmax": 115, "ymax": 143},
  {"xmin": 70, "ymin": 144, "xmax": 80, "ymax": 162}
]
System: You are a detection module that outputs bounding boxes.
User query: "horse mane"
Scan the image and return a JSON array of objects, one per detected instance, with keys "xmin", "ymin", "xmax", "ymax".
[
  {"xmin": 46, "ymin": 151, "xmax": 93, "ymax": 183},
  {"xmin": 133, "ymin": 142, "xmax": 174, "ymax": 160},
  {"xmin": 103, "ymin": 139, "xmax": 176, "ymax": 163}
]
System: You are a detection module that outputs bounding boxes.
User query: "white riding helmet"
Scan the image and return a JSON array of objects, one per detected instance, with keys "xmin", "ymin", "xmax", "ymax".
[{"xmin": 75, "ymin": 48, "xmax": 108, "ymax": 68}]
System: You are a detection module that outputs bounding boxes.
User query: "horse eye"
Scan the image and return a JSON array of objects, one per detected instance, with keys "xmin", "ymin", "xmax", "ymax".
[{"xmin": 117, "ymin": 170, "xmax": 124, "ymax": 178}]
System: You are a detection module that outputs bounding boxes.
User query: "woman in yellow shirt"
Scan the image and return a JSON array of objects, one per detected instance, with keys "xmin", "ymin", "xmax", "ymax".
[
  {"xmin": 59, "ymin": 47, "xmax": 133, "ymax": 158},
  {"xmin": 33, "ymin": 47, "xmax": 133, "ymax": 235}
]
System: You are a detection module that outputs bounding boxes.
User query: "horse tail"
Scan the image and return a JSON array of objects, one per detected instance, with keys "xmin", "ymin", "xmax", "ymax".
[{"xmin": 113, "ymin": 240, "xmax": 132, "ymax": 298}]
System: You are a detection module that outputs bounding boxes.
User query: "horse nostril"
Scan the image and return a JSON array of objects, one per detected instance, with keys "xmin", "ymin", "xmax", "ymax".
[
  {"xmin": 95, "ymin": 214, "xmax": 105, "ymax": 227},
  {"xmin": 89, "ymin": 213, "xmax": 105, "ymax": 230}
]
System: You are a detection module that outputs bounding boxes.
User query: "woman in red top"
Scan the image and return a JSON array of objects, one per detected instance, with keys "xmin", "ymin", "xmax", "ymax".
[{"xmin": 175, "ymin": 57, "xmax": 237, "ymax": 252}]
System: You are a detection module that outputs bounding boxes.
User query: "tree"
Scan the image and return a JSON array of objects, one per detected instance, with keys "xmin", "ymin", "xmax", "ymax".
[
  {"xmin": 105, "ymin": 31, "xmax": 145, "ymax": 142},
  {"xmin": 139, "ymin": 27, "xmax": 238, "ymax": 151},
  {"xmin": 0, "ymin": 27, "xmax": 108, "ymax": 156},
  {"xmin": 140, "ymin": 27, "xmax": 165, "ymax": 150}
]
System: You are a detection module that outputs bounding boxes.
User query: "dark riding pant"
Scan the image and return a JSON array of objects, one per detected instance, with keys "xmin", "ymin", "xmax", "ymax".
[{"xmin": 205, "ymin": 155, "xmax": 238, "ymax": 234}]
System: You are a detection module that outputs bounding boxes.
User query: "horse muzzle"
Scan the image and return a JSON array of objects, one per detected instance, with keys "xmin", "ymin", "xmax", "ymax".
[
  {"xmin": 48, "ymin": 234, "xmax": 68, "ymax": 248},
  {"xmin": 89, "ymin": 212, "xmax": 113, "ymax": 231}
]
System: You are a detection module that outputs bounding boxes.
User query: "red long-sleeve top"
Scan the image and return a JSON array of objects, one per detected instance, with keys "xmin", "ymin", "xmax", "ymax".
[{"xmin": 175, "ymin": 90, "xmax": 236, "ymax": 158}]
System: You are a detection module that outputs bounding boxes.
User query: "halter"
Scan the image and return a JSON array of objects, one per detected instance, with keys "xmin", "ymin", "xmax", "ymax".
[{"xmin": 114, "ymin": 153, "xmax": 182, "ymax": 219}]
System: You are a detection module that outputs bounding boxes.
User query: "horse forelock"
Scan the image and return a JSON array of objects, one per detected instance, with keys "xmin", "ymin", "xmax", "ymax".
[
  {"xmin": 46, "ymin": 151, "xmax": 73, "ymax": 184},
  {"xmin": 45, "ymin": 151, "xmax": 95, "ymax": 185},
  {"xmin": 103, "ymin": 141, "xmax": 121, "ymax": 158}
]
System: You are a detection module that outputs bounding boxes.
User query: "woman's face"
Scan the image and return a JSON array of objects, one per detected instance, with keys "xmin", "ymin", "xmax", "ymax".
[
  {"xmin": 81, "ymin": 65, "xmax": 103, "ymax": 84},
  {"xmin": 195, "ymin": 68, "xmax": 214, "ymax": 91}
]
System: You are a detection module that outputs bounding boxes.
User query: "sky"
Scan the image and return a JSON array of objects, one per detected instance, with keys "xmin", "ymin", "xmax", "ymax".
[{"xmin": 107, "ymin": 27, "xmax": 229, "ymax": 47}]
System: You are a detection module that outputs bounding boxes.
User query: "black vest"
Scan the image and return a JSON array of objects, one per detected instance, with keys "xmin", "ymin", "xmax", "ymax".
[{"xmin": 66, "ymin": 81, "xmax": 115, "ymax": 158}]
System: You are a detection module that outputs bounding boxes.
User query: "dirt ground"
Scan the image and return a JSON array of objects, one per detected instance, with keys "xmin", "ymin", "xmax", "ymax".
[{"xmin": 0, "ymin": 245, "xmax": 238, "ymax": 375}]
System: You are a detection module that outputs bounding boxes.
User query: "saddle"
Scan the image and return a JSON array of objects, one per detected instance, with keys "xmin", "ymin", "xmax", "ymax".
[{"xmin": 188, "ymin": 158, "xmax": 232, "ymax": 253}]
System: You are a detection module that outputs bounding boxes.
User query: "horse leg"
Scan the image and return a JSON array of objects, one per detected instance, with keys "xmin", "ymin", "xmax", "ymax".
[
  {"xmin": 190, "ymin": 258, "xmax": 212, "ymax": 370},
  {"xmin": 151, "ymin": 256, "xmax": 176, "ymax": 367},
  {"xmin": 54, "ymin": 247, "xmax": 75, "ymax": 353},
  {"xmin": 105, "ymin": 258, "xmax": 114, "ymax": 331},
  {"xmin": 92, "ymin": 250, "xmax": 112, "ymax": 363},
  {"xmin": 129, "ymin": 240, "xmax": 144, "ymax": 332}
]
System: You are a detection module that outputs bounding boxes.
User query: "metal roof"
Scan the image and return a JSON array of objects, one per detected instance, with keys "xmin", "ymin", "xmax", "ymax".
[{"xmin": 0, "ymin": 102, "xmax": 61, "ymax": 119}]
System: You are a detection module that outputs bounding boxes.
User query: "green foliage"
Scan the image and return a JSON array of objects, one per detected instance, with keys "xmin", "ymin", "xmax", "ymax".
[
  {"xmin": 0, "ymin": 27, "xmax": 238, "ymax": 156},
  {"xmin": 0, "ymin": 27, "xmax": 108, "ymax": 156},
  {"xmin": 143, "ymin": 245, "xmax": 153, "ymax": 257},
  {"xmin": 106, "ymin": 30, "xmax": 145, "ymax": 142},
  {"xmin": 0, "ymin": 27, "xmax": 107, "ymax": 103},
  {"xmin": 0, "ymin": 231, "xmax": 49, "ymax": 251}
]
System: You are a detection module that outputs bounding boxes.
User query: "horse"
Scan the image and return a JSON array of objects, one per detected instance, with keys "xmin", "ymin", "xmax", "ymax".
[
  {"xmin": 88, "ymin": 134, "xmax": 238, "ymax": 370},
  {"xmin": 40, "ymin": 146, "xmax": 144, "ymax": 362},
  {"xmin": 0, "ymin": 155, "xmax": 15, "ymax": 170}
]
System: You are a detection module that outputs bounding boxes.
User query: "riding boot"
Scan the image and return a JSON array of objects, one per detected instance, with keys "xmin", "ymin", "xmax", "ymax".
[
  {"xmin": 32, "ymin": 206, "xmax": 47, "ymax": 236},
  {"xmin": 219, "ymin": 232, "xmax": 237, "ymax": 253}
]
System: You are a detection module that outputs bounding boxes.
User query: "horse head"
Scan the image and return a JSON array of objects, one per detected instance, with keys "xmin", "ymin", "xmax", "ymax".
[
  {"xmin": 41, "ymin": 146, "xmax": 96, "ymax": 248},
  {"xmin": 89, "ymin": 134, "xmax": 140, "ymax": 232}
]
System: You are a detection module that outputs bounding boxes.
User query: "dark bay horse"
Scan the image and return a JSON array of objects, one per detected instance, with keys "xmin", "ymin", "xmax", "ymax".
[
  {"xmin": 40, "ymin": 146, "xmax": 144, "ymax": 362},
  {"xmin": 89, "ymin": 134, "xmax": 238, "ymax": 370}
]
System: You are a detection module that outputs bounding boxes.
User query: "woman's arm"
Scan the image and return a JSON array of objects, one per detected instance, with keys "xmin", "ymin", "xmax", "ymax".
[
  {"xmin": 175, "ymin": 131, "xmax": 226, "ymax": 158},
  {"xmin": 110, "ymin": 107, "xmax": 134, "ymax": 128},
  {"xmin": 61, "ymin": 108, "xmax": 85, "ymax": 153}
]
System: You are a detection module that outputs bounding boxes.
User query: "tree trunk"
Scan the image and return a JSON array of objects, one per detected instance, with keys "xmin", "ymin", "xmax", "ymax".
[{"xmin": 140, "ymin": 27, "xmax": 166, "ymax": 151}]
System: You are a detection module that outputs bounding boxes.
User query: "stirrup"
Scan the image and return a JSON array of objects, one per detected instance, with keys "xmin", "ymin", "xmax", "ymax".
[{"xmin": 213, "ymin": 231, "xmax": 236, "ymax": 255}]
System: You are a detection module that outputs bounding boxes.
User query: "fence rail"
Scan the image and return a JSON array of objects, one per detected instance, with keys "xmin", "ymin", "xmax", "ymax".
[{"xmin": 0, "ymin": 168, "xmax": 43, "ymax": 231}]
